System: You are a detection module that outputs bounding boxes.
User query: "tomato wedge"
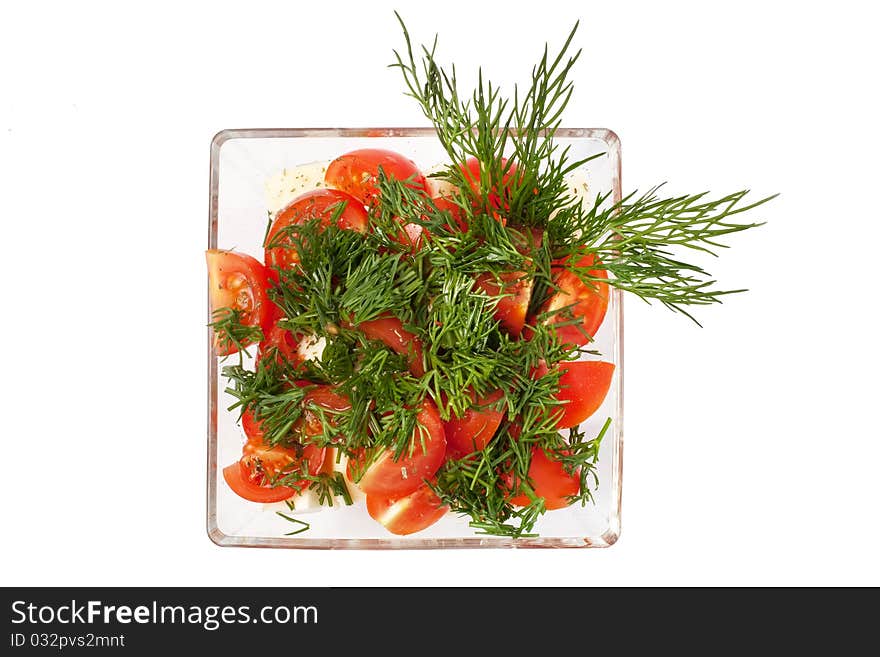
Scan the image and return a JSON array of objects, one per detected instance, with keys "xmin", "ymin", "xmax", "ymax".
[
  {"xmin": 460, "ymin": 156, "xmax": 519, "ymax": 212},
  {"xmin": 554, "ymin": 361, "xmax": 615, "ymax": 429},
  {"xmin": 508, "ymin": 448, "xmax": 578, "ymax": 510},
  {"xmin": 299, "ymin": 386, "xmax": 352, "ymax": 441},
  {"xmin": 246, "ymin": 385, "xmax": 350, "ymax": 445},
  {"xmin": 353, "ymin": 399, "xmax": 447, "ymax": 497},
  {"xmin": 474, "ymin": 271, "xmax": 533, "ymax": 336},
  {"xmin": 241, "ymin": 408, "xmax": 265, "ymax": 442},
  {"xmin": 533, "ymin": 360, "xmax": 615, "ymax": 429},
  {"xmin": 240, "ymin": 439, "xmax": 326, "ymax": 486},
  {"xmin": 386, "ymin": 216, "xmax": 428, "ymax": 252},
  {"xmin": 225, "ymin": 408, "xmax": 327, "ymax": 504},
  {"xmin": 366, "ymin": 483, "xmax": 448, "ymax": 535},
  {"xmin": 255, "ymin": 321, "xmax": 301, "ymax": 368},
  {"xmin": 325, "ymin": 148, "xmax": 428, "ymax": 207},
  {"xmin": 222, "ymin": 463, "xmax": 296, "ymax": 503},
  {"xmin": 443, "ymin": 389, "xmax": 506, "ymax": 459},
  {"xmin": 432, "ymin": 196, "xmax": 467, "ymax": 232},
  {"xmin": 206, "ymin": 250, "xmax": 274, "ymax": 355},
  {"xmin": 354, "ymin": 315, "xmax": 425, "ymax": 377},
  {"xmin": 265, "ymin": 189, "xmax": 368, "ymax": 270},
  {"xmin": 539, "ymin": 254, "xmax": 609, "ymax": 346}
]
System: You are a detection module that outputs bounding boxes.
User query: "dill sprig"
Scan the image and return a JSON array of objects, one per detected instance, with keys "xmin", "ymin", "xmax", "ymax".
[
  {"xmin": 217, "ymin": 14, "xmax": 772, "ymax": 537},
  {"xmin": 391, "ymin": 14, "xmax": 772, "ymax": 319},
  {"xmin": 392, "ymin": 12, "xmax": 600, "ymax": 228},
  {"xmin": 209, "ymin": 307, "xmax": 263, "ymax": 361},
  {"xmin": 339, "ymin": 250, "xmax": 427, "ymax": 325},
  {"xmin": 221, "ymin": 359, "xmax": 313, "ymax": 447},
  {"xmin": 544, "ymin": 186, "xmax": 775, "ymax": 321},
  {"xmin": 381, "ymin": 15, "xmax": 771, "ymax": 533}
]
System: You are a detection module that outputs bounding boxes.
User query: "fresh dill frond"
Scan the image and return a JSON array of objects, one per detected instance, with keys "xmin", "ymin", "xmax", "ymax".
[
  {"xmin": 383, "ymin": 14, "xmax": 771, "ymax": 535},
  {"xmin": 391, "ymin": 14, "xmax": 772, "ymax": 322},
  {"xmin": 215, "ymin": 14, "xmax": 772, "ymax": 539},
  {"xmin": 209, "ymin": 307, "xmax": 263, "ymax": 361},
  {"xmin": 544, "ymin": 186, "xmax": 775, "ymax": 321}
]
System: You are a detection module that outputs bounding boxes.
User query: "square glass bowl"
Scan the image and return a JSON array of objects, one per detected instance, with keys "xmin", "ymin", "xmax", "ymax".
[{"xmin": 207, "ymin": 128, "xmax": 623, "ymax": 548}]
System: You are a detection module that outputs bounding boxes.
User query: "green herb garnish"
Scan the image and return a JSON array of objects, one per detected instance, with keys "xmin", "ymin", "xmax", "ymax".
[{"xmin": 220, "ymin": 14, "xmax": 772, "ymax": 538}]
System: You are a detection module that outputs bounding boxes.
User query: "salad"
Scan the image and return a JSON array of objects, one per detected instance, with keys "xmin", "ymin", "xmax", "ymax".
[{"xmin": 206, "ymin": 16, "xmax": 771, "ymax": 538}]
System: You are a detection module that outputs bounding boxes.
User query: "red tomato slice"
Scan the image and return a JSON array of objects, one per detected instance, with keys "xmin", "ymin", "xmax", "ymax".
[
  {"xmin": 539, "ymin": 254, "xmax": 609, "ymax": 346},
  {"xmin": 366, "ymin": 483, "xmax": 448, "ymax": 535},
  {"xmin": 303, "ymin": 386, "xmax": 352, "ymax": 413},
  {"xmin": 325, "ymin": 149, "xmax": 428, "ymax": 207},
  {"xmin": 554, "ymin": 361, "xmax": 615, "ymax": 429},
  {"xmin": 354, "ymin": 315, "xmax": 425, "ymax": 378},
  {"xmin": 432, "ymin": 196, "xmax": 467, "ymax": 232},
  {"xmin": 255, "ymin": 321, "xmax": 301, "ymax": 368},
  {"xmin": 443, "ymin": 389, "xmax": 506, "ymax": 459},
  {"xmin": 460, "ymin": 156, "xmax": 519, "ymax": 211},
  {"xmin": 241, "ymin": 408, "xmax": 264, "ymax": 443},
  {"xmin": 354, "ymin": 399, "xmax": 447, "ymax": 497},
  {"xmin": 206, "ymin": 250, "xmax": 274, "ymax": 355},
  {"xmin": 509, "ymin": 448, "xmax": 579, "ymax": 510},
  {"xmin": 240, "ymin": 384, "xmax": 349, "ymax": 447},
  {"xmin": 264, "ymin": 189, "xmax": 368, "ymax": 270},
  {"xmin": 474, "ymin": 271, "xmax": 533, "ymax": 336},
  {"xmin": 533, "ymin": 360, "xmax": 615, "ymax": 429},
  {"xmin": 386, "ymin": 216, "xmax": 428, "ymax": 251},
  {"xmin": 514, "ymin": 227, "xmax": 544, "ymax": 254},
  {"xmin": 222, "ymin": 463, "xmax": 296, "ymax": 503},
  {"xmin": 299, "ymin": 386, "xmax": 352, "ymax": 441},
  {"xmin": 240, "ymin": 438, "xmax": 326, "ymax": 489}
]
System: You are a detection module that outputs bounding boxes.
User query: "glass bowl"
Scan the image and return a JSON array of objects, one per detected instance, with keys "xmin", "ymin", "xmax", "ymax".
[{"xmin": 207, "ymin": 128, "xmax": 623, "ymax": 548}]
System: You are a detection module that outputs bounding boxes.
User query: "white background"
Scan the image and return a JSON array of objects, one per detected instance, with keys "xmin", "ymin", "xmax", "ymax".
[{"xmin": 2, "ymin": 0, "xmax": 878, "ymax": 586}]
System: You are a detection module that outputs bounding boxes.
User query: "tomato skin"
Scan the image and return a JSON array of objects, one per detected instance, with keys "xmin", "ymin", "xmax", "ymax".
[
  {"xmin": 388, "ymin": 217, "xmax": 428, "ymax": 252},
  {"xmin": 366, "ymin": 484, "xmax": 448, "ymax": 535},
  {"xmin": 554, "ymin": 361, "xmax": 615, "ymax": 429},
  {"xmin": 432, "ymin": 196, "xmax": 467, "ymax": 232},
  {"xmin": 222, "ymin": 463, "xmax": 296, "ymax": 503},
  {"xmin": 304, "ymin": 386, "xmax": 352, "ymax": 414},
  {"xmin": 265, "ymin": 189, "xmax": 368, "ymax": 270},
  {"xmin": 514, "ymin": 227, "xmax": 544, "ymax": 254},
  {"xmin": 460, "ymin": 157, "xmax": 519, "ymax": 211},
  {"xmin": 225, "ymin": 427, "xmax": 325, "ymax": 503},
  {"xmin": 240, "ymin": 438, "xmax": 326, "ymax": 488},
  {"xmin": 206, "ymin": 250, "xmax": 274, "ymax": 355},
  {"xmin": 255, "ymin": 321, "xmax": 301, "ymax": 368},
  {"xmin": 443, "ymin": 389, "xmax": 506, "ymax": 459},
  {"xmin": 241, "ymin": 408, "xmax": 264, "ymax": 442},
  {"xmin": 230, "ymin": 386, "xmax": 347, "ymax": 504},
  {"xmin": 325, "ymin": 149, "xmax": 428, "ymax": 207},
  {"xmin": 532, "ymin": 360, "xmax": 615, "ymax": 429},
  {"xmin": 539, "ymin": 254, "xmax": 609, "ymax": 346},
  {"xmin": 355, "ymin": 315, "xmax": 425, "ymax": 378},
  {"xmin": 242, "ymin": 384, "xmax": 348, "ymax": 445},
  {"xmin": 354, "ymin": 399, "xmax": 447, "ymax": 497},
  {"xmin": 509, "ymin": 448, "xmax": 579, "ymax": 510},
  {"xmin": 345, "ymin": 448, "xmax": 366, "ymax": 484},
  {"xmin": 474, "ymin": 271, "xmax": 533, "ymax": 336},
  {"xmin": 299, "ymin": 386, "xmax": 352, "ymax": 441}
]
